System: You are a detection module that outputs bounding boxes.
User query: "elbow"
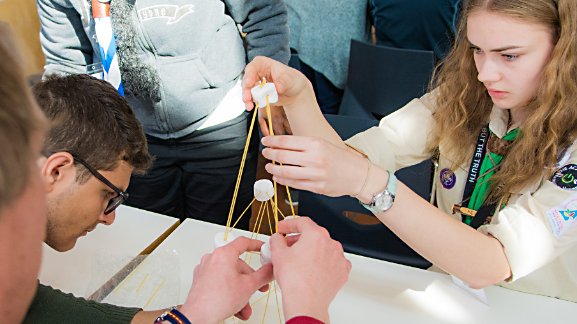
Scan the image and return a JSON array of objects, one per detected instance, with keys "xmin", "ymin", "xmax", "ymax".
[
  {"xmin": 464, "ymin": 269, "xmax": 512, "ymax": 290},
  {"xmin": 467, "ymin": 281, "xmax": 492, "ymax": 290},
  {"xmin": 463, "ymin": 277, "xmax": 497, "ymax": 290}
]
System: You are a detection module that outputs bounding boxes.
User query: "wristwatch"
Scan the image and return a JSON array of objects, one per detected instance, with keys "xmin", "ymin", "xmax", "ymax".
[{"xmin": 359, "ymin": 170, "xmax": 397, "ymax": 213}]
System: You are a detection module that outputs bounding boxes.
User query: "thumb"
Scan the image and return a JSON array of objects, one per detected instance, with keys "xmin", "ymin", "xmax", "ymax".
[
  {"xmin": 269, "ymin": 233, "xmax": 288, "ymax": 253},
  {"xmin": 248, "ymin": 263, "xmax": 274, "ymax": 289},
  {"xmin": 274, "ymin": 75, "xmax": 290, "ymax": 96}
]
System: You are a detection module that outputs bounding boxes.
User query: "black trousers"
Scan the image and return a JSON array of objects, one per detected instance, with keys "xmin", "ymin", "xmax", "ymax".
[{"xmin": 126, "ymin": 111, "xmax": 258, "ymax": 230}]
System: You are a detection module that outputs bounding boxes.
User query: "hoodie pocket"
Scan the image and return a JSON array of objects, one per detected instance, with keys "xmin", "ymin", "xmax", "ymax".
[{"xmin": 156, "ymin": 54, "xmax": 223, "ymax": 131}]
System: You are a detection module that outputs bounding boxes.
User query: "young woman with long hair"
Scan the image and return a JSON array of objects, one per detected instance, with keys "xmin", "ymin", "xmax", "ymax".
[{"xmin": 242, "ymin": 0, "xmax": 577, "ymax": 302}]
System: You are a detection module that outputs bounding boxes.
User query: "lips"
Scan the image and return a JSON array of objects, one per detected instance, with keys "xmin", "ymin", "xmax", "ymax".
[
  {"xmin": 487, "ymin": 88, "xmax": 507, "ymax": 99},
  {"xmin": 80, "ymin": 226, "xmax": 97, "ymax": 237}
]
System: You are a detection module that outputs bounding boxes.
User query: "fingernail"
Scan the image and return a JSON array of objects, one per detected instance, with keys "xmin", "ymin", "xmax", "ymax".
[{"xmin": 270, "ymin": 233, "xmax": 279, "ymax": 242}]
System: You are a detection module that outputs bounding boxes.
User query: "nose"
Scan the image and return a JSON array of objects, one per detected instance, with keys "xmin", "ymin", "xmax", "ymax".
[
  {"xmin": 476, "ymin": 55, "xmax": 501, "ymax": 84},
  {"xmin": 100, "ymin": 209, "xmax": 116, "ymax": 226}
]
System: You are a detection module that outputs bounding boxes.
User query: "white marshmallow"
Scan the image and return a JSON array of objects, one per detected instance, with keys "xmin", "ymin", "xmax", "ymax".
[
  {"xmin": 254, "ymin": 179, "xmax": 275, "ymax": 202},
  {"xmin": 251, "ymin": 83, "xmax": 278, "ymax": 108},
  {"xmin": 214, "ymin": 232, "xmax": 236, "ymax": 250},
  {"xmin": 260, "ymin": 241, "xmax": 271, "ymax": 265}
]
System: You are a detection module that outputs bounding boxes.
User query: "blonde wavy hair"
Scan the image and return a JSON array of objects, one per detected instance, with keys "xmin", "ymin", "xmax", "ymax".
[
  {"xmin": 0, "ymin": 25, "xmax": 46, "ymax": 214},
  {"xmin": 431, "ymin": 0, "xmax": 577, "ymax": 201}
]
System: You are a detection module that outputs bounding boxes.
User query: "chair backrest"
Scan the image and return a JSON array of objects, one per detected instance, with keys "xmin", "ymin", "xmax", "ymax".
[
  {"xmin": 325, "ymin": 114, "xmax": 378, "ymax": 140},
  {"xmin": 339, "ymin": 40, "xmax": 435, "ymax": 120},
  {"xmin": 299, "ymin": 191, "xmax": 432, "ymax": 269},
  {"xmin": 301, "ymin": 114, "xmax": 432, "ymax": 269}
]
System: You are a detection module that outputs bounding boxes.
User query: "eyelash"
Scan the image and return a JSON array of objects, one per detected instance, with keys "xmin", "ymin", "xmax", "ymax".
[
  {"xmin": 470, "ymin": 46, "xmax": 519, "ymax": 61},
  {"xmin": 502, "ymin": 54, "xmax": 519, "ymax": 61},
  {"xmin": 470, "ymin": 46, "xmax": 482, "ymax": 54}
]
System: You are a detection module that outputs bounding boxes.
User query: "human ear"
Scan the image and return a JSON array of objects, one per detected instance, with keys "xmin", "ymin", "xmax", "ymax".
[{"xmin": 41, "ymin": 152, "xmax": 76, "ymax": 193}]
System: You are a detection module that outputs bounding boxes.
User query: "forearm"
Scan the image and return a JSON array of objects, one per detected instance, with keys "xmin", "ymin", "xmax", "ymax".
[
  {"xmin": 130, "ymin": 310, "xmax": 167, "ymax": 324},
  {"xmin": 283, "ymin": 83, "xmax": 347, "ymax": 150},
  {"xmin": 282, "ymin": 291, "xmax": 330, "ymax": 324},
  {"xmin": 359, "ymin": 164, "xmax": 512, "ymax": 288}
]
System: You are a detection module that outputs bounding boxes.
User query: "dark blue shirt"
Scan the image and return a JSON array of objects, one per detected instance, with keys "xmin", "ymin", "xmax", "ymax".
[{"xmin": 369, "ymin": 0, "xmax": 461, "ymax": 62}]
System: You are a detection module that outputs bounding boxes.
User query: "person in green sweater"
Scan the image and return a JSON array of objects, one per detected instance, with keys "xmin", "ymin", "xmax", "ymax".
[{"xmin": 24, "ymin": 72, "xmax": 161, "ymax": 323}]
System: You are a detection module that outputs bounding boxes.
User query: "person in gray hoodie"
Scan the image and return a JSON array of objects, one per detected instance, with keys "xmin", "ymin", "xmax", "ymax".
[{"xmin": 36, "ymin": 0, "xmax": 291, "ymax": 228}]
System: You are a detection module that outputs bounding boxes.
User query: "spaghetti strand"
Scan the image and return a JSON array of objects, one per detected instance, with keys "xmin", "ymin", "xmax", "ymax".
[{"xmin": 225, "ymin": 102, "xmax": 259, "ymax": 240}]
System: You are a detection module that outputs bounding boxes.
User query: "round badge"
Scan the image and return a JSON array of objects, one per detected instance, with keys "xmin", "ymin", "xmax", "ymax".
[
  {"xmin": 440, "ymin": 168, "xmax": 456, "ymax": 189},
  {"xmin": 552, "ymin": 164, "xmax": 577, "ymax": 190}
]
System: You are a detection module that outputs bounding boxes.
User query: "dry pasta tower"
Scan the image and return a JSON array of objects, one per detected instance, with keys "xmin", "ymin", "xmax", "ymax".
[{"xmin": 216, "ymin": 78, "xmax": 297, "ymax": 324}]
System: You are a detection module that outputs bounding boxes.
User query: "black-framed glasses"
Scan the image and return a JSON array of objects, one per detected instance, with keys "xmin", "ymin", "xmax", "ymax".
[{"xmin": 72, "ymin": 155, "xmax": 129, "ymax": 215}]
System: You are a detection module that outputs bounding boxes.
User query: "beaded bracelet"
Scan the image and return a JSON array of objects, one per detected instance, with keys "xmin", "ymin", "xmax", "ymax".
[{"xmin": 154, "ymin": 307, "xmax": 192, "ymax": 324}]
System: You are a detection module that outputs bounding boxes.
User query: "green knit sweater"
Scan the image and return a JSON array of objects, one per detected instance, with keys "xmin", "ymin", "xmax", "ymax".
[{"xmin": 23, "ymin": 282, "xmax": 141, "ymax": 324}]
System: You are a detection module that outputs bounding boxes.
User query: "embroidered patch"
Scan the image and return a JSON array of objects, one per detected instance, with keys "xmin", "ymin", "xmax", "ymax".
[
  {"xmin": 440, "ymin": 168, "xmax": 456, "ymax": 189},
  {"xmin": 138, "ymin": 5, "xmax": 194, "ymax": 24},
  {"xmin": 545, "ymin": 192, "xmax": 577, "ymax": 239},
  {"xmin": 551, "ymin": 164, "xmax": 577, "ymax": 190}
]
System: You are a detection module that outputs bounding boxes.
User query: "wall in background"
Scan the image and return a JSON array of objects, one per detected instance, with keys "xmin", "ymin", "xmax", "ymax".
[{"xmin": 0, "ymin": 0, "xmax": 45, "ymax": 77}]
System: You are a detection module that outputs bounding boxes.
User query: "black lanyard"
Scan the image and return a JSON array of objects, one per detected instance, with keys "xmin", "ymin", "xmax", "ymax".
[
  {"xmin": 462, "ymin": 125, "xmax": 489, "ymax": 201},
  {"xmin": 459, "ymin": 125, "xmax": 497, "ymax": 229}
]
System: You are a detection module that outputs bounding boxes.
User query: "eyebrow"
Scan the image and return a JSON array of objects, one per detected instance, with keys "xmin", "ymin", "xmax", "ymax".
[
  {"xmin": 468, "ymin": 40, "xmax": 525, "ymax": 52},
  {"xmin": 490, "ymin": 45, "xmax": 524, "ymax": 52}
]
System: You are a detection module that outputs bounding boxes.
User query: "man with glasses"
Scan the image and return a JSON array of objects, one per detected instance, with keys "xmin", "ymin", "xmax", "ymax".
[
  {"xmin": 34, "ymin": 74, "xmax": 152, "ymax": 253},
  {"xmin": 24, "ymin": 73, "xmax": 163, "ymax": 322}
]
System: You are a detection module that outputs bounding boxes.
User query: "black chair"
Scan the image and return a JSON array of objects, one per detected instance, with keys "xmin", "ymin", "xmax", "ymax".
[
  {"xmin": 299, "ymin": 191, "xmax": 431, "ymax": 269},
  {"xmin": 335, "ymin": 42, "xmax": 434, "ymax": 200},
  {"xmin": 298, "ymin": 114, "xmax": 432, "ymax": 269},
  {"xmin": 324, "ymin": 114, "xmax": 378, "ymax": 141},
  {"xmin": 339, "ymin": 40, "xmax": 435, "ymax": 120}
]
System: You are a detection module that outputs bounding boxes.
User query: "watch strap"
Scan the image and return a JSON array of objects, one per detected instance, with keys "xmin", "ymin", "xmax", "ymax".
[
  {"xmin": 359, "ymin": 170, "xmax": 397, "ymax": 213},
  {"xmin": 387, "ymin": 170, "xmax": 397, "ymax": 195}
]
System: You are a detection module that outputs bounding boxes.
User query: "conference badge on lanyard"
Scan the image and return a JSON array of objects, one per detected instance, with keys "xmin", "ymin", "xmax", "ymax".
[{"xmin": 92, "ymin": 0, "xmax": 124, "ymax": 96}]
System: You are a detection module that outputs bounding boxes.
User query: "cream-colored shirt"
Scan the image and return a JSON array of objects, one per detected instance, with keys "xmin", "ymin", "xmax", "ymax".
[{"xmin": 345, "ymin": 93, "xmax": 577, "ymax": 302}]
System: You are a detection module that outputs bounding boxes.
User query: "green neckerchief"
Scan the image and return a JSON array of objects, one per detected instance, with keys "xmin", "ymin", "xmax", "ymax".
[{"xmin": 464, "ymin": 127, "xmax": 519, "ymax": 225}]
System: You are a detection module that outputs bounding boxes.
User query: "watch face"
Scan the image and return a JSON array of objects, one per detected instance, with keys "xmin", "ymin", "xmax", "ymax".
[{"xmin": 374, "ymin": 191, "xmax": 393, "ymax": 211}]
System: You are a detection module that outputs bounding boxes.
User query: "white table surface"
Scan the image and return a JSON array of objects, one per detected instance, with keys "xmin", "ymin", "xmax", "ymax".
[
  {"xmin": 148, "ymin": 218, "xmax": 577, "ymax": 324},
  {"xmin": 38, "ymin": 205, "xmax": 179, "ymax": 298}
]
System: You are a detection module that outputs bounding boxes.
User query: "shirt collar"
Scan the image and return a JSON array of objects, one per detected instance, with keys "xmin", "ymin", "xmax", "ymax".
[{"xmin": 488, "ymin": 105, "xmax": 509, "ymax": 139}]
